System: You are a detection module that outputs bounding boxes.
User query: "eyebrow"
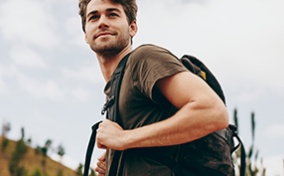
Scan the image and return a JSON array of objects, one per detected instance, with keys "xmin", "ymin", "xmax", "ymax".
[{"xmin": 87, "ymin": 8, "xmax": 122, "ymax": 19}]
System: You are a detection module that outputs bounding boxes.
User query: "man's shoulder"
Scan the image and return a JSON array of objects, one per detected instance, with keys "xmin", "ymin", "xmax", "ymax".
[
  {"xmin": 130, "ymin": 44, "xmax": 175, "ymax": 63},
  {"xmin": 132, "ymin": 44, "xmax": 167, "ymax": 54}
]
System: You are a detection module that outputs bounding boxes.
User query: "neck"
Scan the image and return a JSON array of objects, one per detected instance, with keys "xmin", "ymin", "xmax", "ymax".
[{"xmin": 97, "ymin": 44, "xmax": 133, "ymax": 82}]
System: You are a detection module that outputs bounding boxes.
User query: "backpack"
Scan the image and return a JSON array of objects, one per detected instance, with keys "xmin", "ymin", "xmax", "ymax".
[{"xmin": 83, "ymin": 53, "xmax": 246, "ymax": 176}]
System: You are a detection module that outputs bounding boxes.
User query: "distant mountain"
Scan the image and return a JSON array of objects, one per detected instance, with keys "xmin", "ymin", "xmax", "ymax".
[{"xmin": 0, "ymin": 136, "xmax": 79, "ymax": 176}]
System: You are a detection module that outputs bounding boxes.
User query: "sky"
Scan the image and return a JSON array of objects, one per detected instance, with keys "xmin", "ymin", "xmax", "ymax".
[{"xmin": 0, "ymin": 0, "xmax": 283, "ymax": 175}]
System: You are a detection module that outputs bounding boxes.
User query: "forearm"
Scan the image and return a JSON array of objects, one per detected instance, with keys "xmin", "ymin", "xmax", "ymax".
[{"xmin": 122, "ymin": 101, "xmax": 229, "ymax": 150}]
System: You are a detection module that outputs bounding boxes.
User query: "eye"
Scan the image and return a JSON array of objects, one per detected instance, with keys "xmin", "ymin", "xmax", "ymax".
[
  {"xmin": 109, "ymin": 12, "xmax": 119, "ymax": 18},
  {"xmin": 88, "ymin": 15, "xmax": 99, "ymax": 21}
]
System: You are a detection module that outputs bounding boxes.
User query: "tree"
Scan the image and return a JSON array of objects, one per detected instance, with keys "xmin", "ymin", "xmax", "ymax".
[
  {"xmin": 21, "ymin": 127, "xmax": 25, "ymax": 140},
  {"xmin": 39, "ymin": 139, "xmax": 53, "ymax": 174},
  {"xmin": 57, "ymin": 143, "xmax": 65, "ymax": 163},
  {"xmin": 42, "ymin": 139, "xmax": 52, "ymax": 156},
  {"xmin": 8, "ymin": 136, "xmax": 28, "ymax": 176},
  {"xmin": 1, "ymin": 120, "xmax": 11, "ymax": 137},
  {"xmin": 1, "ymin": 135, "xmax": 9, "ymax": 152}
]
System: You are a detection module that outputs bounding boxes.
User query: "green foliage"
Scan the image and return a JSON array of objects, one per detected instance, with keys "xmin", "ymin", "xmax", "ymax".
[
  {"xmin": 35, "ymin": 145, "xmax": 42, "ymax": 155},
  {"xmin": 1, "ymin": 137, "xmax": 9, "ymax": 152},
  {"xmin": 233, "ymin": 108, "xmax": 239, "ymax": 130},
  {"xmin": 75, "ymin": 164, "xmax": 96, "ymax": 176},
  {"xmin": 57, "ymin": 169, "xmax": 63, "ymax": 176},
  {"xmin": 57, "ymin": 144, "xmax": 65, "ymax": 158},
  {"xmin": 32, "ymin": 169, "xmax": 42, "ymax": 176},
  {"xmin": 21, "ymin": 127, "xmax": 25, "ymax": 140},
  {"xmin": 233, "ymin": 108, "xmax": 266, "ymax": 176},
  {"xmin": 9, "ymin": 139, "xmax": 28, "ymax": 176},
  {"xmin": 1, "ymin": 121, "xmax": 11, "ymax": 152},
  {"xmin": 15, "ymin": 139, "xmax": 28, "ymax": 156},
  {"xmin": 90, "ymin": 169, "xmax": 96, "ymax": 176},
  {"xmin": 1, "ymin": 121, "xmax": 11, "ymax": 137},
  {"xmin": 42, "ymin": 139, "xmax": 52, "ymax": 156},
  {"xmin": 26, "ymin": 138, "xmax": 32, "ymax": 146},
  {"xmin": 1, "ymin": 126, "xmax": 77, "ymax": 176},
  {"xmin": 75, "ymin": 163, "xmax": 83, "ymax": 176}
]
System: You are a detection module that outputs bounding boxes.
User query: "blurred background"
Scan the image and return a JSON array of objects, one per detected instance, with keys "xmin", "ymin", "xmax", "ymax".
[{"xmin": 0, "ymin": 0, "xmax": 283, "ymax": 175}]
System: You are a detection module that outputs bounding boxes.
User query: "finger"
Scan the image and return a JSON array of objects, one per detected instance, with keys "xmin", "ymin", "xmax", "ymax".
[
  {"xmin": 98, "ymin": 151, "xmax": 106, "ymax": 161},
  {"xmin": 95, "ymin": 167, "xmax": 106, "ymax": 175},
  {"xmin": 97, "ymin": 142, "xmax": 107, "ymax": 149},
  {"xmin": 95, "ymin": 152, "xmax": 106, "ymax": 174},
  {"xmin": 96, "ymin": 159, "xmax": 106, "ymax": 170},
  {"xmin": 95, "ymin": 166, "xmax": 106, "ymax": 175}
]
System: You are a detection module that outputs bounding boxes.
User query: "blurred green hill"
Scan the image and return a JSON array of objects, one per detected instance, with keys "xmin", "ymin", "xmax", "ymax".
[{"xmin": 0, "ymin": 136, "xmax": 78, "ymax": 176}]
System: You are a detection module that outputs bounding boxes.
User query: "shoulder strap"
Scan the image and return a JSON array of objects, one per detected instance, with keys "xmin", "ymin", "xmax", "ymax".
[
  {"xmin": 101, "ymin": 53, "xmax": 130, "ymax": 120},
  {"xmin": 83, "ymin": 54, "xmax": 130, "ymax": 176},
  {"xmin": 229, "ymin": 125, "xmax": 247, "ymax": 176},
  {"xmin": 105, "ymin": 53, "xmax": 130, "ymax": 176},
  {"xmin": 83, "ymin": 121, "xmax": 102, "ymax": 176}
]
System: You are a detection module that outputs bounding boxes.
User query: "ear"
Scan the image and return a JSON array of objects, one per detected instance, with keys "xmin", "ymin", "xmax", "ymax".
[{"xmin": 129, "ymin": 20, "xmax": 138, "ymax": 37}]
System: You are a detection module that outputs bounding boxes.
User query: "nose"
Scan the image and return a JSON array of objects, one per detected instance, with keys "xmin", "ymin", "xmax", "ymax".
[{"xmin": 98, "ymin": 15, "xmax": 109, "ymax": 29}]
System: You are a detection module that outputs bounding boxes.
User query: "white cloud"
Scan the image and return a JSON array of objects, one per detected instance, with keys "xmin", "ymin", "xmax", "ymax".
[
  {"xmin": 0, "ymin": 78, "xmax": 7, "ymax": 95},
  {"xmin": 7, "ymin": 66, "xmax": 63, "ymax": 101},
  {"xmin": 17, "ymin": 73, "xmax": 65, "ymax": 101},
  {"xmin": 70, "ymin": 87, "xmax": 92, "ymax": 103},
  {"xmin": 263, "ymin": 155, "xmax": 284, "ymax": 176},
  {"xmin": 265, "ymin": 124, "xmax": 284, "ymax": 139},
  {"xmin": 8, "ymin": 66, "xmax": 94, "ymax": 102},
  {"xmin": 10, "ymin": 46, "xmax": 47, "ymax": 68},
  {"xmin": 64, "ymin": 15, "xmax": 86, "ymax": 47},
  {"xmin": 0, "ymin": 0, "xmax": 59, "ymax": 49},
  {"xmin": 236, "ymin": 88, "xmax": 265, "ymax": 103},
  {"xmin": 0, "ymin": 64, "xmax": 9, "ymax": 95},
  {"xmin": 136, "ymin": 0, "xmax": 284, "ymax": 93},
  {"xmin": 61, "ymin": 65, "xmax": 104, "ymax": 83}
]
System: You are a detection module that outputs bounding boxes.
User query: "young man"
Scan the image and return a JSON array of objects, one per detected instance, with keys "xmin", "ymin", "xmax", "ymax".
[{"xmin": 79, "ymin": 0, "xmax": 233, "ymax": 175}]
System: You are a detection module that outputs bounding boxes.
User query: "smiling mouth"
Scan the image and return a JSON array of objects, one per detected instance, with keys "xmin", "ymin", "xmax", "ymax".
[{"xmin": 95, "ymin": 32, "xmax": 113, "ymax": 39}]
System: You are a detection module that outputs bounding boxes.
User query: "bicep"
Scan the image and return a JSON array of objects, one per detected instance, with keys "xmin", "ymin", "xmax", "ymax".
[{"xmin": 156, "ymin": 71, "xmax": 217, "ymax": 109}]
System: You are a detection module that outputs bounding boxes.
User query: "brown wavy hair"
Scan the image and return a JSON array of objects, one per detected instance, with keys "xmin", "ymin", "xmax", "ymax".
[{"xmin": 79, "ymin": 0, "xmax": 138, "ymax": 32}]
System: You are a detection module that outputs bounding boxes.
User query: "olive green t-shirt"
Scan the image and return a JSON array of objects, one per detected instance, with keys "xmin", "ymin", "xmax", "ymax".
[{"xmin": 104, "ymin": 44, "xmax": 187, "ymax": 176}]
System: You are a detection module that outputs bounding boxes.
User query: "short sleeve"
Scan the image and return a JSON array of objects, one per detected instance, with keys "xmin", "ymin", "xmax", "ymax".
[{"xmin": 128, "ymin": 44, "xmax": 188, "ymax": 102}]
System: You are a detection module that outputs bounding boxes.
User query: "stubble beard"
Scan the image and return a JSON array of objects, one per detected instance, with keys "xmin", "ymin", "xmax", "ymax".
[{"xmin": 92, "ymin": 34, "xmax": 130, "ymax": 58}]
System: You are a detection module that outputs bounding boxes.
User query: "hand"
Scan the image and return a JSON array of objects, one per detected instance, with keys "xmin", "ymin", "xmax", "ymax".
[
  {"xmin": 96, "ymin": 119, "xmax": 127, "ymax": 150},
  {"xmin": 95, "ymin": 152, "xmax": 106, "ymax": 176}
]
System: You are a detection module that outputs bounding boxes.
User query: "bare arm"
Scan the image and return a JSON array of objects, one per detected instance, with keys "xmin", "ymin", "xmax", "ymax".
[{"xmin": 96, "ymin": 71, "xmax": 229, "ymax": 150}]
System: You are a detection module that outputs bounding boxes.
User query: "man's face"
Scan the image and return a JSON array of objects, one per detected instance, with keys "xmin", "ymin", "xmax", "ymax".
[{"xmin": 84, "ymin": 0, "xmax": 137, "ymax": 55}]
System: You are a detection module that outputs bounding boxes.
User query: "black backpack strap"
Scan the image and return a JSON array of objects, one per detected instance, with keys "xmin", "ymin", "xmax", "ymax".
[
  {"xmin": 83, "ymin": 54, "xmax": 131, "ymax": 176},
  {"xmin": 229, "ymin": 125, "xmax": 246, "ymax": 176},
  {"xmin": 106, "ymin": 53, "xmax": 130, "ymax": 175},
  {"xmin": 83, "ymin": 121, "xmax": 102, "ymax": 176},
  {"xmin": 237, "ymin": 136, "xmax": 246, "ymax": 176},
  {"xmin": 101, "ymin": 53, "xmax": 130, "ymax": 119}
]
